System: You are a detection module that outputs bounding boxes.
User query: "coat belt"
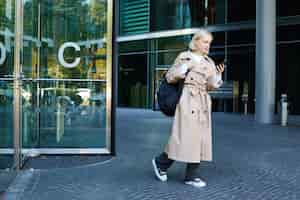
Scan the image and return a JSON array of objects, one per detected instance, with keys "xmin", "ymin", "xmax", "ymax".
[{"xmin": 184, "ymin": 84, "xmax": 208, "ymax": 94}]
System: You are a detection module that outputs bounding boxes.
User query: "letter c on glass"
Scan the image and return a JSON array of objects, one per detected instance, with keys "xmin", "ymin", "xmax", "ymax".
[
  {"xmin": 0, "ymin": 42, "xmax": 6, "ymax": 66},
  {"xmin": 58, "ymin": 42, "xmax": 81, "ymax": 68}
]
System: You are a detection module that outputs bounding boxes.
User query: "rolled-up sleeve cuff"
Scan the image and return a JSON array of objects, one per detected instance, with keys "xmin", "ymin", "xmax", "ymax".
[{"xmin": 179, "ymin": 63, "xmax": 188, "ymax": 75}]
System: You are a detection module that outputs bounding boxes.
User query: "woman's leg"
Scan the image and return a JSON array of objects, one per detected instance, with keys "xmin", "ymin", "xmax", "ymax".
[
  {"xmin": 152, "ymin": 152, "xmax": 174, "ymax": 181},
  {"xmin": 185, "ymin": 163, "xmax": 200, "ymax": 181},
  {"xmin": 184, "ymin": 163, "xmax": 206, "ymax": 187},
  {"xmin": 155, "ymin": 152, "xmax": 174, "ymax": 171}
]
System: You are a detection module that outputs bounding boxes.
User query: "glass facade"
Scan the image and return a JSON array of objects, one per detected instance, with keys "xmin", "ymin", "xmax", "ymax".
[
  {"xmin": 277, "ymin": 0, "xmax": 300, "ymax": 17},
  {"xmin": 120, "ymin": 0, "xmax": 256, "ymax": 35},
  {"xmin": 277, "ymin": 24, "xmax": 300, "ymax": 115},
  {"xmin": 1, "ymin": 0, "xmax": 114, "ymax": 169},
  {"xmin": 118, "ymin": 0, "xmax": 300, "ymax": 116}
]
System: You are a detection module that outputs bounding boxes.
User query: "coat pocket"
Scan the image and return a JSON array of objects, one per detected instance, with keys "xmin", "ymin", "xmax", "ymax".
[
  {"xmin": 199, "ymin": 109, "xmax": 209, "ymax": 128},
  {"xmin": 187, "ymin": 86, "xmax": 198, "ymax": 97}
]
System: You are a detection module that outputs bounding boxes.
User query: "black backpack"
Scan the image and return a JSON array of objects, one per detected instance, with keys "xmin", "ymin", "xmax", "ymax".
[{"xmin": 157, "ymin": 74, "xmax": 185, "ymax": 117}]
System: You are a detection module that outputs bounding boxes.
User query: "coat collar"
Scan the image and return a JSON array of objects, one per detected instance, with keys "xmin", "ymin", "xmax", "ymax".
[{"xmin": 186, "ymin": 51, "xmax": 214, "ymax": 65}]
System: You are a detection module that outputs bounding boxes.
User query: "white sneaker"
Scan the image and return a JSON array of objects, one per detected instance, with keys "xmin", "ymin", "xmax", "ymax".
[
  {"xmin": 152, "ymin": 159, "xmax": 167, "ymax": 182},
  {"xmin": 185, "ymin": 178, "xmax": 207, "ymax": 188}
]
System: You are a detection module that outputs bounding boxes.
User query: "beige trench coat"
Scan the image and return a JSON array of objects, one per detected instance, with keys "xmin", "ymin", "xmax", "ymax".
[{"xmin": 164, "ymin": 51, "xmax": 223, "ymax": 163}]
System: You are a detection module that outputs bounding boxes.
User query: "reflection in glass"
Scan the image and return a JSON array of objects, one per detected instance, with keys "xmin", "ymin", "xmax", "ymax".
[
  {"xmin": 153, "ymin": 69, "xmax": 167, "ymax": 110},
  {"xmin": 19, "ymin": 0, "xmax": 111, "ymax": 150},
  {"xmin": 22, "ymin": 81, "xmax": 38, "ymax": 148},
  {"xmin": 39, "ymin": 0, "xmax": 108, "ymax": 79},
  {"xmin": 20, "ymin": 0, "xmax": 108, "ymax": 79},
  {"xmin": 157, "ymin": 51, "xmax": 180, "ymax": 66},
  {"xmin": 38, "ymin": 80, "xmax": 107, "ymax": 148},
  {"xmin": 23, "ymin": 0, "xmax": 39, "ymax": 78},
  {"xmin": 147, "ymin": 0, "xmax": 227, "ymax": 32},
  {"xmin": 0, "ymin": 0, "xmax": 15, "ymax": 77},
  {"xmin": 118, "ymin": 54, "xmax": 147, "ymax": 108},
  {"xmin": 0, "ymin": 81, "xmax": 13, "ymax": 148},
  {"xmin": 151, "ymin": 0, "xmax": 192, "ymax": 31},
  {"xmin": 1, "ymin": 0, "xmax": 112, "ymax": 155},
  {"xmin": 226, "ymin": 46, "xmax": 255, "ymax": 113},
  {"xmin": 157, "ymin": 36, "xmax": 189, "ymax": 51}
]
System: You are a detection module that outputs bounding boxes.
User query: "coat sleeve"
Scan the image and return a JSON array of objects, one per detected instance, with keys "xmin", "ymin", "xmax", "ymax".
[
  {"xmin": 165, "ymin": 52, "xmax": 189, "ymax": 84},
  {"xmin": 207, "ymin": 63, "xmax": 223, "ymax": 90}
]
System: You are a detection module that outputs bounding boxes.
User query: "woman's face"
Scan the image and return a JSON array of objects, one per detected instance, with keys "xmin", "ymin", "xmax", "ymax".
[{"xmin": 194, "ymin": 35, "xmax": 212, "ymax": 55}]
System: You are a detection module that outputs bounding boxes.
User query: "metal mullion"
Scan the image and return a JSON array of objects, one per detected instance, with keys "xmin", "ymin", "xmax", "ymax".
[
  {"xmin": 33, "ymin": 78, "xmax": 107, "ymax": 82},
  {"xmin": 36, "ymin": 0, "xmax": 42, "ymax": 148},
  {"xmin": 106, "ymin": 0, "xmax": 113, "ymax": 154},
  {"xmin": 13, "ymin": 0, "xmax": 24, "ymax": 170}
]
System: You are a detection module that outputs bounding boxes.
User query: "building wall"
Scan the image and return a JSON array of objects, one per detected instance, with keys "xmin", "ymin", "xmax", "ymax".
[{"xmin": 118, "ymin": 0, "xmax": 300, "ymax": 115}]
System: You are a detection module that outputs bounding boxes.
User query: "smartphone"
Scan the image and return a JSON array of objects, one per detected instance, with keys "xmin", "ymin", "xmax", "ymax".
[
  {"xmin": 215, "ymin": 59, "xmax": 226, "ymax": 66},
  {"xmin": 181, "ymin": 57, "xmax": 191, "ymax": 61}
]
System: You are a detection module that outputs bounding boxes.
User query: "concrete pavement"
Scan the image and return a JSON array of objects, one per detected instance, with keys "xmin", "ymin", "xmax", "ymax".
[{"xmin": 3, "ymin": 108, "xmax": 300, "ymax": 200}]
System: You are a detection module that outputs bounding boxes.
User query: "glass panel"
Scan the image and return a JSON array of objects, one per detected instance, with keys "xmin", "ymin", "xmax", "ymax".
[
  {"xmin": 157, "ymin": 51, "xmax": 179, "ymax": 67},
  {"xmin": 21, "ymin": 0, "xmax": 40, "ymax": 150},
  {"xmin": 150, "ymin": 0, "xmax": 193, "ymax": 32},
  {"xmin": 150, "ymin": 0, "xmax": 227, "ymax": 30},
  {"xmin": 277, "ymin": 0, "xmax": 300, "ymax": 17},
  {"xmin": 227, "ymin": 30, "xmax": 255, "ymax": 45},
  {"xmin": 277, "ymin": 25, "xmax": 300, "ymax": 42},
  {"xmin": 227, "ymin": 1, "xmax": 255, "ymax": 22},
  {"xmin": 38, "ymin": 80, "xmax": 107, "ymax": 148},
  {"xmin": 211, "ymin": 32, "xmax": 225, "ymax": 46},
  {"xmin": 226, "ymin": 46, "xmax": 255, "ymax": 113},
  {"xmin": 0, "ymin": 81, "xmax": 14, "ymax": 169},
  {"xmin": 147, "ymin": 0, "xmax": 231, "ymax": 31},
  {"xmin": 23, "ymin": 0, "xmax": 39, "ymax": 78},
  {"xmin": 0, "ymin": 81, "xmax": 13, "ymax": 149},
  {"xmin": 118, "ymin": 54, "xmax": 147, "ymax": 108},
  {"xmin": 21, "ymin": 0, "xmax": 112, "ymax": 151},
  {"xmin": 0, "ymin": 0, "xmax": 15, "ymax": 168},
  {"xmin": 0, "ymin": 0, "xmax": 15, "ymax": 78},
  {"xmin": 157, "ymin": 36, "xmax": 190, "ymax": 51},
  {"xmin": 277, "ymin": 43, "xmax": 300, "ymax": 115},
  {"xmin": 22, "ymin": 81, "xmax": 38, "ymax": 148},
  {"xmin": 207, "ymin": 0, "xmax": 226, "ymax": 25},
  {"xmin": 187, "ymin": 0, "xmax": 205, "ymax": 27},
  {"xmin": 119, "ymin": 0, "xmax": 150, "ymax": 36},
  {"xmin": 119, "ymin": 40, "xmax": 148, "ymax": 54},
  {"xmin": 39, "ymin": 0, "xmax": 108, "ymax": 80}
]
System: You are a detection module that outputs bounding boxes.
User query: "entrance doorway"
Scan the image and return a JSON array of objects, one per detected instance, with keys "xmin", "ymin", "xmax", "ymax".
[
  {"xmin": 0, "ymin": 0, "xmax": 114, "ymax": 169},
  {"xmin": 118, "ymin": 54, "xmax": 148, "ymax": 108}
]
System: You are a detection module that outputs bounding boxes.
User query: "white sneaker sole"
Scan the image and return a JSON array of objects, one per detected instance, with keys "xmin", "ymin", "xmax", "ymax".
[
  {"xmin": 185, "ymin": 180, "xmax": 207, "ymax": 188},
  {"xmin": 152, "ymin": 159, "xmax": 167, "ymax": 182}
]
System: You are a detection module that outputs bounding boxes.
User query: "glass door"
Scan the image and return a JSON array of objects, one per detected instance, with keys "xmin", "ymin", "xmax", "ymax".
[
  {"xmin": 21, "ymin": 0, "xmax": 114, "ymax": 154},
  {"xmin": 1, "ymin": 0, "xmax": 114, "ymax": 167}
]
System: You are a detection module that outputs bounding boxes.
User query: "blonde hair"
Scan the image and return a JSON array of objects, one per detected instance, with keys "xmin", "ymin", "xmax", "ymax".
[{"xmin": 189, "ymin": 29, "xmax": 213, "ymax": 51}]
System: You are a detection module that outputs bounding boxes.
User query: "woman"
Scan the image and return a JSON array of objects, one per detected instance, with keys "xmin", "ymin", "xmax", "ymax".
[{"xmin": 152, "ymin": 29, "xmax": 225, "ymax": 188}]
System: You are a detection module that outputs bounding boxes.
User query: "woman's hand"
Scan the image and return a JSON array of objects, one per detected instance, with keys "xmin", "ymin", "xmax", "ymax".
[
  {"xmin": 216, "ymin": 63, "xmax": 225, "ymax": 73},
  {"xmin": 180, "ymin": 57, "xmax": 194, "ymax": 70}
]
